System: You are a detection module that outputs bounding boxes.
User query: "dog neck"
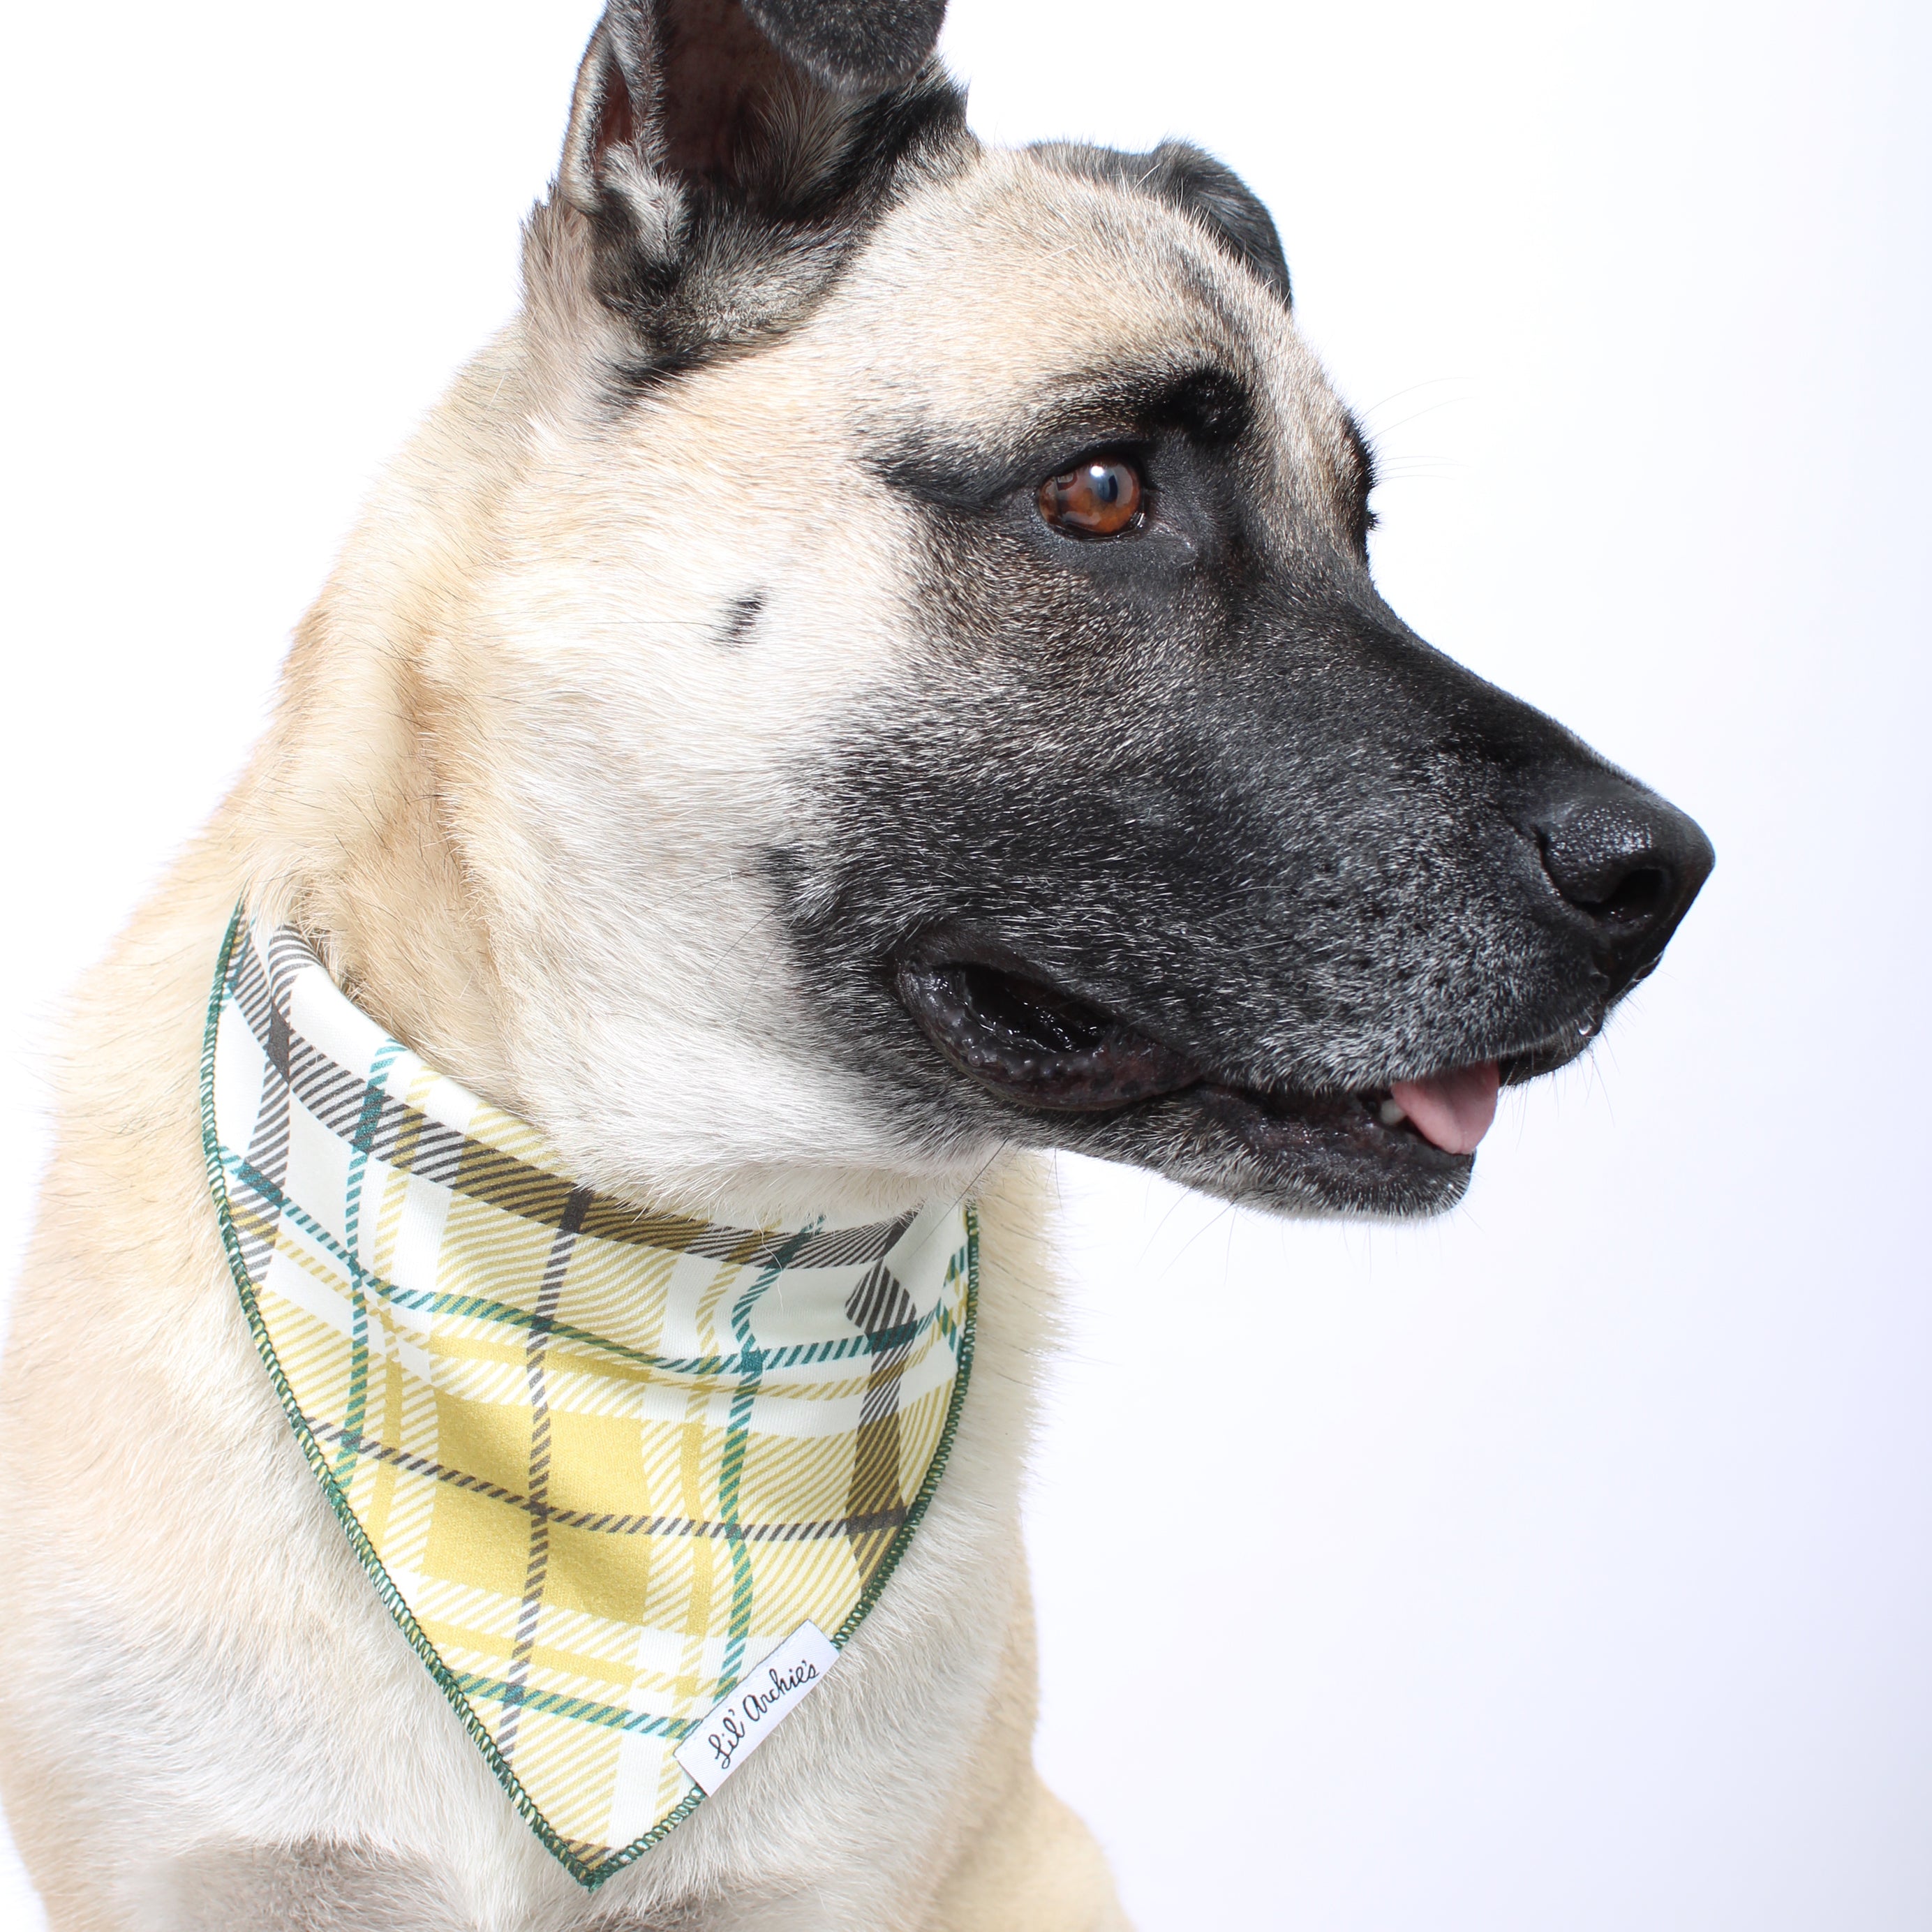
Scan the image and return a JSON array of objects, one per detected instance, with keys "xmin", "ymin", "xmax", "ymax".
[{"xmin": 227, "ymin": 334, "xmax": 612, "ymax": 1203}]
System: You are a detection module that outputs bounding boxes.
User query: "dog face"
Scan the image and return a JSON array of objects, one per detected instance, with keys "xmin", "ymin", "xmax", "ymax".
[{"xmin": 432, "ymin": 0, "xmax": 1710, "ymax": 1219}]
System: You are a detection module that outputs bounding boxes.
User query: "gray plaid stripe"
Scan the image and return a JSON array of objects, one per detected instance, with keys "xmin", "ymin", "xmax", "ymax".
[
  {"xmin": 232, "ymin": 928, "xmax": 299, "ymax": 1283},
  {"xmin": 844, "ymin": 1261, "xmax": 919, "ymax": 1561},
  {"xmin": 301, "ymin": 1416, "xmax": 914, "ymax": 1540},
  {"xmin": 496, "ymin": 1183, "xmax": 590, "ymax": 1767}
]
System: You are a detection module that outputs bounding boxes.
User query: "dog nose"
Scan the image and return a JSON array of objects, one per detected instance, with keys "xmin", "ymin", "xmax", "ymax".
[{"xmin": 1533, "ymin": 780, "xmax": 1714, "ymax": 995}]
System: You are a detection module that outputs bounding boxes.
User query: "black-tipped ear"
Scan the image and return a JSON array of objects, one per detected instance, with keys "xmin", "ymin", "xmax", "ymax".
[
  {"xmin": 564, "ymin": 1, "xmax": 780, "ymax": 214},
  {"xmin": 544, "ymin": 0, "xmax": 965, "ymax": 382},
  {"xmin": 1142, "ymin": 142, "xmax": 1291, "ymax": 306},
  {"xmin": 561, "ymin": 0, "xmax": 948, "ymax": 214},
  {"xmin": 741, "ymin": 0, "xmax": 947, "ymax": 92}
]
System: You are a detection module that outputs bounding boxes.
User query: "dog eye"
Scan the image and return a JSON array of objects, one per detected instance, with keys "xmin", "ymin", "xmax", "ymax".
[{"xmin": 1038, "ymin": 458, "xmax": 1143, "ymax": 537}]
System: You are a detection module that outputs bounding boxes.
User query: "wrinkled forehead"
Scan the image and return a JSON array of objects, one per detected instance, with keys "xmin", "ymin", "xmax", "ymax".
[{"xmin": 815, "ymin": 144, "xmax": 1352, "ymax": 472}]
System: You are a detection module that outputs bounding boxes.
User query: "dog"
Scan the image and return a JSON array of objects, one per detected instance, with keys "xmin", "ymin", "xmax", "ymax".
[{"xmin": 0, "ymin": 1, "xmax": 1712, "ymax": 1925}]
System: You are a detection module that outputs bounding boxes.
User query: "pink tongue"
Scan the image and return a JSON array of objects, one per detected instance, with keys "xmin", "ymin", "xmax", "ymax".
[{"xmin": 1389, "ymin": 1061, "xmax": 1500, "ymax": 1155}]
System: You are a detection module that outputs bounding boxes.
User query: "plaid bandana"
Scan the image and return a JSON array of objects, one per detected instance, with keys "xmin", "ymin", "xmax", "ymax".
[{"xmin": 201, "ymin": 912, "xmax": 976, "ymax": 1887}]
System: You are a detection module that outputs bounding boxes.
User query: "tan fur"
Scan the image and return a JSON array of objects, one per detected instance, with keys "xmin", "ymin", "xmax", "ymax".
[{"xmin": 0, "ymin": 129, "xmax": 1342, "ymax": 1929}]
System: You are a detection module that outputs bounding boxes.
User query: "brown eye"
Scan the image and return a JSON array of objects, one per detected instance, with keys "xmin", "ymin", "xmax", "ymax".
[{"xmin": 1038, "ymin": 457, "xmax": 1143, "ymax": 536}]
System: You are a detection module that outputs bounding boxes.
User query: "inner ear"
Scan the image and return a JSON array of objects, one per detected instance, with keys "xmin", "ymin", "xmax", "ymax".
[
  {"xmin": 657, "ymin": 0, "xmax": 796, "ymax": 181},
  {"xmin": 596, "ymin": 51, "xmax": 640, "ymax": 158}
]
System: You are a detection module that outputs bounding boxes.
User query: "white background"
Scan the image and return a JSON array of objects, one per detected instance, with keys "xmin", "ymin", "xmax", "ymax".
[{"xmin": 2, "ymin": 0, "xmax": 1926, "ymax": 1926}]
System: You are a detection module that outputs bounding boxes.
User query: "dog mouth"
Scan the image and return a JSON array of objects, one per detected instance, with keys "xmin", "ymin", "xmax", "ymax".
[{"xmin": 894, "ymin": 948, "xmax": 1603, "ymax": 1208}]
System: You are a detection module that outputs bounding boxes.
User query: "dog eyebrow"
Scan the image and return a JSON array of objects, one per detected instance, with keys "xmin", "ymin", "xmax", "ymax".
[
  {"xmin": 1030, "ymin": 363, "xmax": 1253, "ymax": 451},
  {"xmin": 865, "ymin": 363, "xmax": 1255, "ymax": 510}
]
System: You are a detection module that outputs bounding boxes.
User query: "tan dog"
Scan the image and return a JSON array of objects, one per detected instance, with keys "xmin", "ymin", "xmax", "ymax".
[{"xmin": 0, "ymin": 2, "xmax": 1710, "ymax": 1925}]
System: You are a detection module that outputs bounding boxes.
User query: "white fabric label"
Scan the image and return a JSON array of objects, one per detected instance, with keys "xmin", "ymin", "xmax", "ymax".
[{"xmin": 674, "ymin": 1622, "xmax": 840, "ymax": 1795}]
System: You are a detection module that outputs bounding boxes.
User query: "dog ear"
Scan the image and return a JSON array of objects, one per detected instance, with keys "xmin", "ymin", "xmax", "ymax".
[
  {"xmin": 1030, "ymin": 139, "xmax": 1292, "ymax": 308},
  {"xmin": 560, "ymin": 0, "xmax": 946, "ymax": 217},
  {"xmin": 551, "ymin": 0, "xmax": 960, "ymax": 369},
  {"xmin": 1138, "ymin": 142, "xmax": 1291, "ymax": 306}
]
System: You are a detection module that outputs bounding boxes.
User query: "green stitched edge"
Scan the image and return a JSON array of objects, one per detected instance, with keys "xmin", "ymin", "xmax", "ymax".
[{"xmin": 199, "ymin": 903, "xmax": 980, "ymax": 1892}]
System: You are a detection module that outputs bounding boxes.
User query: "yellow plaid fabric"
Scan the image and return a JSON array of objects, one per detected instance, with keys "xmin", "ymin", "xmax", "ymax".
[{"xmin": 201, "ymin": 914, "xmax": 975, "ymax": 1887}]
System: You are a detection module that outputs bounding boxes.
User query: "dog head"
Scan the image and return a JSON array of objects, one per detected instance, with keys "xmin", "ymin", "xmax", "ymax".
[{"xmin": 367, "ymin": 0, "xmax": 1710, "ymax": 1220}]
